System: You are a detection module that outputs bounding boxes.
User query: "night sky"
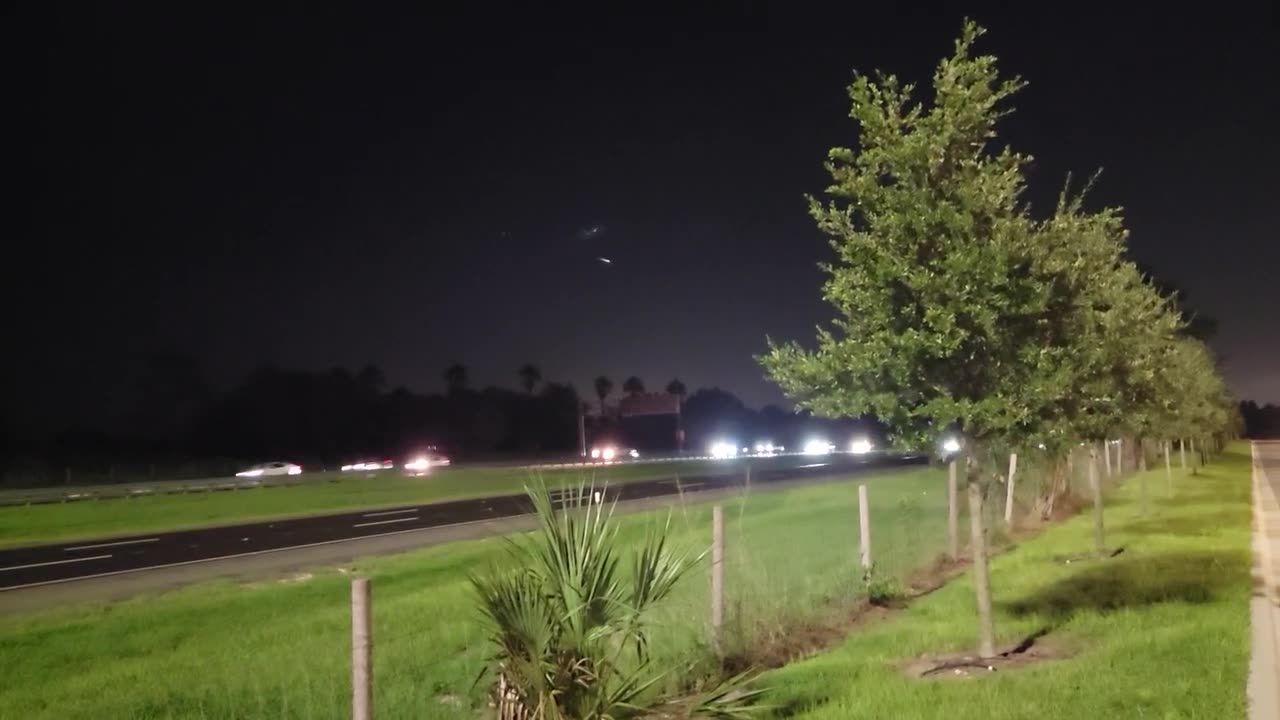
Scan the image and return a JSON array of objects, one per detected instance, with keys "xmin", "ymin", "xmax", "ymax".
[{"xmin": 9, "ymin": 2, "xmax": 1277, "ymax": 427}]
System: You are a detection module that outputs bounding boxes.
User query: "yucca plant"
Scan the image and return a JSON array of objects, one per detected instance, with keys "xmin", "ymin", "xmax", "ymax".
[{"xmin": 471, "ymin": 483, "xmax": 763, "ymax": 719}]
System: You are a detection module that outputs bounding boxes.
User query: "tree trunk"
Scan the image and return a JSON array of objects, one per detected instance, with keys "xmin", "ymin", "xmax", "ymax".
[
  {"xmin": 947, "ymin": 460, "xmax": 959, "ymax": 561},
  {"xmin": 1180, "ymin": 439, "xmax": 1187, "ymax": 470},
  {"xmin": 1164, "ymin": 440, "xmax": 1173, "ymax": 496},
  {"xmin": 967, "ymin": 477, "xmax": 995, "ymax": 658},
  {"xmin": 1138, "ymin": 438, "xmax": 1148, "ymax": 472},
  {"xmin": 1103, "ymin": 440, "xmax": 1112, "ymax": 477},
  {"xmin": 1190, "ymin": 437, "xmax": 1198, "ymax": 474},
  {"xmin": 1090, "ymin": 445, "xmax": 1105, "ymax": 555}
]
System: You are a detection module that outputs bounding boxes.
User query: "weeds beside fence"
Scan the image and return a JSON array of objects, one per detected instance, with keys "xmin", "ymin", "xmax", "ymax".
[{"xmin": 0, "ymin": 446, "xmax": 1156, "ymax": 719}]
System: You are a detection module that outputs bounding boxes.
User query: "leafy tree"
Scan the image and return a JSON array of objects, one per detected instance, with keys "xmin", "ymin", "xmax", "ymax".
[
  {"xmin": 593, "ymin": 376, "xmax": 614, "ymax": 415},
  {"xmin": 518, "ymin": 364, "xmax": 542, "ymax": 394},
  {"xmin": 623, "ymin": 376, "xmax": 645, "ymax": 397},
  {"xmin": 760, "ymin": 22, "xmax": 1094, "ymax": 657},
  {"xmin": 665, "ymin": 378, "xmax": 687, "ymax": 401},
  {"xmin": 443, "ymin": 363, "xmax": 468, "ymax": 394}
]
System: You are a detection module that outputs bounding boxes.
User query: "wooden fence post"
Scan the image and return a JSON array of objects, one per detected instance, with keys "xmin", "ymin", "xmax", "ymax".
[
  {"xmin": 710, "ymin": 505, "xmax": 724, "ymax": 650},
  {"xmin": 858, "ymin": 484, "xmax": 872, "ymax": 573},
  {"xmin": 352, "ymin": 578, "xmax": 372, "ymax": 720},
  {"xmin": 1003, "ymin": 453, "xmax": 1018, "ymax": 528},
  {"xmin": 947, "ymin": 460, "xmax": 959, "ymax": 560},
  {"xmin": 1090, "ymin": 446, "xmax": 1106, "ymax": 555}
]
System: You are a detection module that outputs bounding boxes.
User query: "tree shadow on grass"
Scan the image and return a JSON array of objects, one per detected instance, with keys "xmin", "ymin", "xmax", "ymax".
[
  {"xmin": 1003, "ymin": 550, "xmax": 1249, "ymax": 621},
  {"xmin": 1119, "ymin": 509, "xmax": 1250, "ymax": 538}
]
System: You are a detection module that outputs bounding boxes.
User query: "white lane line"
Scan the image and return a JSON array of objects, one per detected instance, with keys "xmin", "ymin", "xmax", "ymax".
[
  {"xmin": 0, "ymin": 518, "xmax": 512, "ymax": 591},
  {"xmin": 360, "ymin": 508, "xmax": 419, "ymax": 518},
  {"xmin": 0, "ymin": 468, "xmax": 862, "ymax": 592},
  {"xmin": 0, "ymin": 554, "xmax": 113, "ymax": 572},
  {"xmin": 64, "ymin": 538, "xmax": 159, "ymax": 552},
  {"xmin": 352, "ymin": 516, "xmax": 419, "ymax": 528}
]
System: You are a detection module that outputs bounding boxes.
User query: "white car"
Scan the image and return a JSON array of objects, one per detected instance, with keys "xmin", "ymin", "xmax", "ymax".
[
  {"xmin": 236, "ymin": 461, "xmax": 302, "ymax": 478},
  {"xmin": 589, "ymin": 445, "xmax": 639, "ymax": 462},
  {"xmin": 404, "ymin": 451, "xmax": 451, "ymax": 476},
  {"xmin": 341, "ymin": 459, "xmax": 395, "ymax": 472}
]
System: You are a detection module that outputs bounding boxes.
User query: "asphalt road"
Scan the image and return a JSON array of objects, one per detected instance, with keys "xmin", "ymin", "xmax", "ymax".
[{"xmin": 0, "ymin": 453, "xmax": 924, "ymax": 591}]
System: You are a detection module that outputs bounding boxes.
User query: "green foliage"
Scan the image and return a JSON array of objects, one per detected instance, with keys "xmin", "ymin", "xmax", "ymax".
[
  {"xmin": 759, "ymin": 20, "xmax": 1234, "ymax": 463},
  {"xmin": 470, "ymin": 483, "xmax": 762, "ymax": 719},
  {"xmin": 762, "ymin": 22, "xmax": 1057, "ymax": 453}
]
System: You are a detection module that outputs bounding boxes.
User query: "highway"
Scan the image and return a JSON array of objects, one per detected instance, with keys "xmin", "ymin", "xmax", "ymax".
[{"xmin": 0, "ymin": 452, "xmax": 924, "ymax": 591}]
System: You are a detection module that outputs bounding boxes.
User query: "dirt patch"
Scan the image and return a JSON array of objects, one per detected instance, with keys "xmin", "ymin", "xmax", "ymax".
[
  {"xmin": 719, "ymin": 550, "xmax": 990, "ymax": 674},
  {"xmin": 904, "ymin": 554, "xmax": 972, "ymax": 598},
  {"xmin": 901, "ymin": 629, "xmax": 1074, "ymax": 680},
  {"xmin": 721, "ymin": 601, "xmax": 892, "ymax": 674}
]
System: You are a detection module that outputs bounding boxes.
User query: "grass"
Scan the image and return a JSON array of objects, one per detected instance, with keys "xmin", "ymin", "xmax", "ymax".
[
  {"xmin": 0, "ymin": 456, "xmax": 809, "ymax": 548},
  {"xmin": 762, "ymin": 444, "xmax": 1254, "ymax": 720},
  {"xmin": 0, "ymin": 464, "xmax": 953, "ymax": 719}
]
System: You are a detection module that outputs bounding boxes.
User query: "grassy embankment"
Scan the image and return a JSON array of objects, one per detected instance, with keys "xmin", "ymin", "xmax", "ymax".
[
  {"xmin": 764, "ymin": 443, "xmax": 1253, "ymax": 719},
  {"xmin": 0, "ymin": 464, "xmax": 952, "ymax": 719}
]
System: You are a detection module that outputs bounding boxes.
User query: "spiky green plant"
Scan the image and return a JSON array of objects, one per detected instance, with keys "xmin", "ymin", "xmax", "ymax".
[{"xmin": 471, "ymin": 483, "xmax": 763, "ymax": 719}]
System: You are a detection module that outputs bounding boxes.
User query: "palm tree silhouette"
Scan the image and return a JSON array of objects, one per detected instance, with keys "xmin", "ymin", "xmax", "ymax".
[
  {"xmin": 594, "ymin": 376, "xmax": 614, "ymax": 415},
  {"xmin": 518, "ymin": 364, "xmax": 542, "ymax": 394},
  {"xmin": 622, "ymin": 376, "xmax": 645, "ymax": 397},
  {"xmin": 664, "ymin": 378, "xmax": 686, "ymax": 401},
  {"xmin": 443, "ymin": 364, "xmax": 468, "ymax": 394}
]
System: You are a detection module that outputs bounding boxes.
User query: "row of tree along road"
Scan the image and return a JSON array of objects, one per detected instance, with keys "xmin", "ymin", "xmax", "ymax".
[{"xmin": 760, "ymin": 22, "xmax": 1240, "ymax": 660}]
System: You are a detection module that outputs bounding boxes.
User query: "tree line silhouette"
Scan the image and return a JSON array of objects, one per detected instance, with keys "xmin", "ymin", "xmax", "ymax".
[{"xmin": 0, "ymin": 358, "xmax": 875, "ymax": 486}]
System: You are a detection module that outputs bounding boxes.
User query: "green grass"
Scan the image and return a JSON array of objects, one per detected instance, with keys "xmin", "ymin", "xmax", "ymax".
[
  {"xmin": 0, "ymin": 457, "xmax": 803, "ymax": 548},
  {"xmin": 0, "ymin": 465, "xmax": 953, "ymax": 719},
  {"xmin": 762, "ymin": 444, "xmax": 1253, "ymax": 720}
]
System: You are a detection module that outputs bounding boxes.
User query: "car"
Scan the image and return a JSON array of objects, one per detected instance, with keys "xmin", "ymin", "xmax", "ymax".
[
  {"xmin": 403, "ymin": 448, "xmax": 451, "ymax": 476},
  {"xmin": 589, "ymin": 445, "xmax": 640, "ymax": 462},
  {"xmin": 340, "ymin": 459, "xmax": 395, "ymax": 472},
  {"xmin": 235, "ymin": 461, "xmax": 302, "ymax": 478}
]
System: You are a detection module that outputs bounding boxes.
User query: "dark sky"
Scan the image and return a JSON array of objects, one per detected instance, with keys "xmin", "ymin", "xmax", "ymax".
[{"xmin": 8, "ymin": 2, "xmax": 1278, "ymax": 427}]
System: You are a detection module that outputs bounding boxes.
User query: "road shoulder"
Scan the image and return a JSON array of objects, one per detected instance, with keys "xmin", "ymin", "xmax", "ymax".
[{"xmin": 1250, "ymin": 440, "xmax": 1280, "ymax": 720}]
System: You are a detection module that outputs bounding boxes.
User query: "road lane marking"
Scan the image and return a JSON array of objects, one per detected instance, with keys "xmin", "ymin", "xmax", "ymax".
[
  {"xmin": 353, "ymin": 516, "xmax": 419, "ymax": 528},
  {"xmin": 1, "ymin": 554, "xmax": 112, "ymax": 572},
  {"xmin": 360, "ymin": 508, "xmax": 420, "ymax": 518},
  {"xmin": 64, "ymin": 538, "xmax": 159, "ymax": 552},
  {"xmin": 0, "ymin": 460, "xmax": 921, "ymax": 592}
]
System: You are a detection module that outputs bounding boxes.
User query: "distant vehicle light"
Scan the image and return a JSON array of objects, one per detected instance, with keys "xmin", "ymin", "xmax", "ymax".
[
  {"xmin": 803, "ymin": 438, "xmax": 833, "ymax": 456},
  {"xmin": 629, "ymin": 448, "xmax": 639, "ymax": 458},
  {"xmin": 288, "ymin": 465, "xmax": 302, "ymax": 475},
  {"xmin": 601, "ymin": 446, "xmax": 617, "ymax": 461},
  {"xmin": 710, "ymin": 441, "xmax": 738, "ymax": 459},
  {"xmin": 754, "ymin": 443, "xmax": 764, "ymax": 453},
  {"xmin": 236, "ymin": 469, "xmax": 264, "ymax": 478},
  {"xmin": 590, "ymin": 448, "xmax": 601, "ymax": 459},
  {"xmin": 404, "ymin": 457, "xmax": 430, "ymax": 472},
  {"xmin": 849, "ymin": 438, "xmax": 873, "ymax": 454}
]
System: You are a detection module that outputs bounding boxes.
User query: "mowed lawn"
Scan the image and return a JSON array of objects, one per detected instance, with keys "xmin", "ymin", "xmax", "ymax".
[
  {"xmin": 0, "ymin": 457, "xmax": 790, "ymax": 548},
  {"xmin": 0, "ymin": 466, "xmax": 952, "ymax": 720},
  {"xmin": 763, "ymin": 444, "xmax": 1254, "ymax": 720}
]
